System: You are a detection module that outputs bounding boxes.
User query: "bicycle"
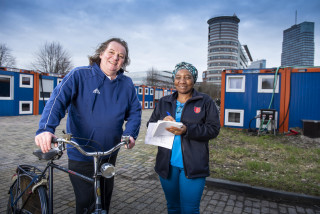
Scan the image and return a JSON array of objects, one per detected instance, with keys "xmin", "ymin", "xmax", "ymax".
[{"xmin": 6, "ymin": 133, "xmax": 130, "ymax": 214}]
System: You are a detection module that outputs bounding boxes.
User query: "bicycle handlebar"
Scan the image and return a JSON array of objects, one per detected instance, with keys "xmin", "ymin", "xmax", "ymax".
[
  {"xmin": 33, "ymin": 135, "xmax": 130, "ymax": 161},
  {"xmin": 54, "ymin": 135, "xmax": 130, "ymax": 157}
]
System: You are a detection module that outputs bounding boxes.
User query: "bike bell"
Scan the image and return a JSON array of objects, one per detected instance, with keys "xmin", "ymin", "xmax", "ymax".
[{"xmin": 101, "ymin": 163, "xmax": 115, "ymax": 178}]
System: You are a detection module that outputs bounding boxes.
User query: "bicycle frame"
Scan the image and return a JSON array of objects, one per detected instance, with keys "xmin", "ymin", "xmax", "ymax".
[
  {"xmin": 46, "ymin": 160, "xmax": 95, "ymax": 214},
  {"xmin": 49, "ymin": 157, "xmax": 115, "ymax": 214}
]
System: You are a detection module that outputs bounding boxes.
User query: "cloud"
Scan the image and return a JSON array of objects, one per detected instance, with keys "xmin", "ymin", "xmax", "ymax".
[{"xmin": 1, "ymin": 0, "xmax": 319, "ymax": 80}]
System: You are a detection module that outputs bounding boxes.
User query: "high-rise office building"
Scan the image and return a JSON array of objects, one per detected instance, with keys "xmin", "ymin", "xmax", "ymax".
[
  {"xmin": 281, "ymin": 21, "xmax": 314, "ymax": 67},
  {"xmin": 204, "ymin": 15, "xmax": 252, "ymax": 85}
]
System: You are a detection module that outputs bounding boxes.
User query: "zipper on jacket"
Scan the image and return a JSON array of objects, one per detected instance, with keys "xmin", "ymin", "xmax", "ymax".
[
  {"xmin": 179, "ymin": 96, "xmax": 203, "ymax": 178},
  {"xmin": 180, "ymin": 100, "xmax": 188, "ymax": 178},
  {"xmin": 91, "ymin": 77, "xmax": 105, "ymax": 113}
]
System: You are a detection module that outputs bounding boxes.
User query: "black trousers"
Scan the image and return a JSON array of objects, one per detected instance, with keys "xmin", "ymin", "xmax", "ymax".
[{"xmin": 68, "ymin": 154, "xmax": 117, "ymax": 214}]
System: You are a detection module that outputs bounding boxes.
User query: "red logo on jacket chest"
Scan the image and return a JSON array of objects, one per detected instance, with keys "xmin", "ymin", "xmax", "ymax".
[{"xmin": 194, "ymin": 107, "xmax": 201, "ymax": 114}]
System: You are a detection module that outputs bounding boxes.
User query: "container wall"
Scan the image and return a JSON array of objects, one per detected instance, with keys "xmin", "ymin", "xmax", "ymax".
[
  {"xmin": 289, "ymin": 72, "xmax": 320, "ymax": 128},
  {"xmin": 223, "ymin": 71, "xmax": 281, "ymax": 130}
]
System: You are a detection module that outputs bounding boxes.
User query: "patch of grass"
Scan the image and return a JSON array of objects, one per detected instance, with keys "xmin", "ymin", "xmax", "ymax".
[
  {"xmin": 245, "ymin": 160, "xmax": 272, "ymax": 172},
  {"xmin": 209, "ymin": 127, "xmax": 320, "ymax": 196}
]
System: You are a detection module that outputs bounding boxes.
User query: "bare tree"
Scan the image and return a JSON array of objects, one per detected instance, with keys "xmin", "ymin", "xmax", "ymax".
[
  {"xmin": 33, "ymin": 42, "xmax": 73, "ymax": 74},
  {"xmin": 145, "ymin": 67, "xmax": 159, "ymax": 86},
  {"xmin": 0, "ymin": 44, "xmax": 16, "ymax": 67},
  {"xmin": 194, "ymin": 82, "xmax": 221, "ymax": 100}
]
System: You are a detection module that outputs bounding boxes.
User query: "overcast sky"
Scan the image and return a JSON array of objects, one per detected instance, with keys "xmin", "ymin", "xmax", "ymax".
[{"xmin": 1, "ymin": 0, "xmax": 319, "ymax": 81}]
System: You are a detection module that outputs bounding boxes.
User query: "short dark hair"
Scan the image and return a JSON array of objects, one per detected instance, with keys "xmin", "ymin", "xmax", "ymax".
[{"xmin": 88, "ymin": 37, "xmax": 130, "ymax": 70}]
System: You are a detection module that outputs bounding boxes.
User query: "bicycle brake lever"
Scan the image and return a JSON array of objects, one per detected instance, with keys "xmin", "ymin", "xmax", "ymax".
[
  {"xmin": 121, "ymin": 135, "xmax": 130, "ymax": 147},
  {"xmin": 51, "ymin": 138, "xmax": 65, "ymax": 151},
  {"xmin": 63, "ymin": 133, "xmax": 72, "ymax": 141}
]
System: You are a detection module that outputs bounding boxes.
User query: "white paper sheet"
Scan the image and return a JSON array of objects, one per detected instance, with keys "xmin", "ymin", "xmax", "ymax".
[
  {"xmin": 145, "ymin": 122, "xmax": 175, "ymax": 149},
  {"xmin": 152, "ymin": 120, "xmax": 183, "ymax": 137}
]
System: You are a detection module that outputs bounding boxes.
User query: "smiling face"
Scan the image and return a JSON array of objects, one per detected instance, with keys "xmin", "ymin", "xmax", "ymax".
[
  {"xmin": 174, "ymin": 69, "xmax": 194, "ymax": 95},
  {"xmin": 99, "ymin": 41, "xmax": 126, "ymax": 77}
]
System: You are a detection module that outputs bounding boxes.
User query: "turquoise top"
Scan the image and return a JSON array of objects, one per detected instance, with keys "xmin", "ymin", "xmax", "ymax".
[{"xmin": 170, "ymin": 101, "xmax": 184, "ymax": 168}]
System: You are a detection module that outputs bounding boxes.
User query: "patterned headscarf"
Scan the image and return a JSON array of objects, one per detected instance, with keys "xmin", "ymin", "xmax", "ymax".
[{"xmin": 172, "ymin": 62, "xmax": 198, "ymax": 83}]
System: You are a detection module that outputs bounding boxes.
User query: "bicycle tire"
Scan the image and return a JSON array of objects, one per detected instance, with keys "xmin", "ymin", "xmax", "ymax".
[{"xmin": 7, "ymin": 171, "xmax": 48, "ymax": 214}]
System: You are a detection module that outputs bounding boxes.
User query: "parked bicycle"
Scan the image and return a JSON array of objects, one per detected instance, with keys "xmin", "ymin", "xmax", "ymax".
[{"xmin": 7, "ymin": 133, "xmax": 130, "ymax": 214}]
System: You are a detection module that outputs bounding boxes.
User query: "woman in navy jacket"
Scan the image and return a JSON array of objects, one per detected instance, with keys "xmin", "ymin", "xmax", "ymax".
[{"xmin": 148, "ymin": 62, "xmax": 220, "ymax": 214}]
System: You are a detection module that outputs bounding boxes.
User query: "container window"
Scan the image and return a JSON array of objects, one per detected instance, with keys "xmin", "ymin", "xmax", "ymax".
[
  {"xmin": 155, "ymin": 90, "xmax": 161, "ymax": 99},
  {"xmin": 144, "ymin": 101, "xmax": 148, "ymax": 108},
  {"xmin": 150, "ymin": 101, "xmax": 154, "ymax": 108},
  {"xmin": 226, "ymin": 75, "xmax": 245, "ymax": 92},
  {"xmin": 39, "ymin": 79, "xmax": 53, "ymax": 100},
  {"xmin": 225, "ymin": 109, "xmax": 244, "ymax": 127},
  {"xmin": 0, "ymin": 75, "xmax": 14, "ymax": 100},
  {"xmin": 138, "ymin": 87, "xmax": 143, "ymax": 95},
  {"xmin": 150, "ymin": 88, "xmax": 154, "ymax": 95},
  {"xmin": 19, "ymin": 101, "xmax": 33, "ymax": 114},
  {"xmin": 20, "ymin": 74, "xmax": 33, "ymax": 88},
  {"xmin": 258, "ymin": 75, "xmax": 279, "ymax": 93},
  {"xmin": 145, "ymin": 88, "xmax": 149, "ymax": 95}
]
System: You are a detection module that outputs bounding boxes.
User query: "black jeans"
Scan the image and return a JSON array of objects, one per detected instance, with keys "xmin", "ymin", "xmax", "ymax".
[{"xmin": 68, "ymin": 154, "xmax": 117, "ymax": 214}]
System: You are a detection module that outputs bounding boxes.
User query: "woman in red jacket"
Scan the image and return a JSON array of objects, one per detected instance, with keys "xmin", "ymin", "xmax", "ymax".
[{"xmin": 148, "ymin": 62, "xmax": 220, "ymax": 214}]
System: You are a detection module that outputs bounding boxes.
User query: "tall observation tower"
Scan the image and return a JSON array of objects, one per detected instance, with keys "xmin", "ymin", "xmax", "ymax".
[{"xmin": 204, "ymin": 15, "xmax": 252, "ymax": 85}]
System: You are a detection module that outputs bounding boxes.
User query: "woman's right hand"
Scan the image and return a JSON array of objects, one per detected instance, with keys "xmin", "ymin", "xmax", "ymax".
[
  {"xmin": 35, "ymin": 132, "xmax": 56, "ymax": 153},
  {"xmin": 163, "ymin": 115, "xmax": 175, "ymax": 122}
]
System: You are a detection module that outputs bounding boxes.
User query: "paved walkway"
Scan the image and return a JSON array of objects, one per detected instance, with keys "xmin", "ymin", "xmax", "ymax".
[{"xmin": 0, "ymin": 110, "xmax": 319, "ymax": 214}]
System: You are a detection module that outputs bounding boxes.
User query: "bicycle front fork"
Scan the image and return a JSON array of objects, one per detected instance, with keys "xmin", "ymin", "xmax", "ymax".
[{"xmin": 93, "ymin": 156, "xmax": 106, "ymax": 214}]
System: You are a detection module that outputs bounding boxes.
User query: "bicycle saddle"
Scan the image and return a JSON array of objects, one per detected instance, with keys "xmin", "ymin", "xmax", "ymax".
[{"xmin": 33, "ymin": 149, "xmax": 62, "ymax": 160}]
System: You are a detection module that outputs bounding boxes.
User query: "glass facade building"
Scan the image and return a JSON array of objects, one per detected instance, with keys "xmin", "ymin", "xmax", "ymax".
[
  {"xmin": 205, "ymin": 15, "xmax": 252, "ymax": 85},
  {"xmin": 248, "ymin": 59, "xmax": 267, "ymax": 69},
  {"xmin": 281, "ymin": 22, "xmax": 314, "ymax": 67},
  {"xmin": 126, "ymin": 70, "xmax": 173, "ymax": 88}
]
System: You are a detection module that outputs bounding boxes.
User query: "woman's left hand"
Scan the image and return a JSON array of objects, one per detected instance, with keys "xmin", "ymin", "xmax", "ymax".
[{"xmin": 166, "ymin": 125, "xmax": 187, "ymax": 136}]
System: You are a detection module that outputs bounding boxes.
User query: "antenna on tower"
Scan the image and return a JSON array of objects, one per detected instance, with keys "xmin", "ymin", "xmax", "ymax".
[{"xmin": 295, "ymin": 10, "xmax": 297, "ymax": 25}]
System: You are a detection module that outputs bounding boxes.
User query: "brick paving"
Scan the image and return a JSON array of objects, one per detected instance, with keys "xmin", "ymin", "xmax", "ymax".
[{"xmin": 0, "ymin": 110, "xmax": 319, "ymax": 213}]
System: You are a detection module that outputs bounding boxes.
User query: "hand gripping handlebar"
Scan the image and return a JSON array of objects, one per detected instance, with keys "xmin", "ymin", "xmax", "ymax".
[{"xmin": 33, "ymin": 134, "xmax": 131, "ymax": 161}]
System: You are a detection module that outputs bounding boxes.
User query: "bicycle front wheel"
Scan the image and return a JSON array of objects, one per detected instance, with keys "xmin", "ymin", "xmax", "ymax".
[{"xmin": 7, "ymin": 167, "xmax": 48, "ymax": 214}]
